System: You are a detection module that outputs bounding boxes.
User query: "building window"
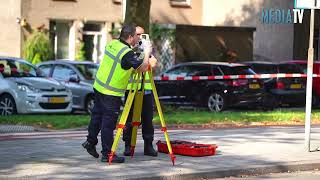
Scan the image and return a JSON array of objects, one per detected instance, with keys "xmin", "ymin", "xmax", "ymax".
[
  {"xmin": 52, "ymin": 0, "xmax": 77, "ymax": 2},
  {"xmin": 50, "ymin": 21, "xmax": 71, "ymax": 59},
  {"xmin": 169, "ymin": 0, "xmax": 191, "ymax": 7},
  {"xmin": 82, "ymin": 23, "xmax": 105, "ymax": 62},
  {"xmin": 112, "ymin": 0, "xmax": 122, "ymax": 4}
]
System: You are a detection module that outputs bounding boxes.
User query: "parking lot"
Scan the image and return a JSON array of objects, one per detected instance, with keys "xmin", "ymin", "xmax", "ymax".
[{"xmin": 1, "ymin": 57, "xmax": 319, "ymax": 116}]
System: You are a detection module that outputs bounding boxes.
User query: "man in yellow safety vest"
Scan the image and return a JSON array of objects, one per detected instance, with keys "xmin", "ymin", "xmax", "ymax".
[{"xmin": 82, "ymin": 24, "xmax": 156, "ymax": 163}]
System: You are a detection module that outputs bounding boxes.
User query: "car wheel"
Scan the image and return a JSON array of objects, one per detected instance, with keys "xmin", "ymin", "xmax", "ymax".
[
  {"xmin": 0, "ymin": 94, "xmax": 17, "ymax": 116},
  {"xmin": 86, "ymin": 95, "xmax": 94, "ymax": 114},
  {"xmin": 207, "ymin": 93, "xmax": 225, "ymax": 112}
]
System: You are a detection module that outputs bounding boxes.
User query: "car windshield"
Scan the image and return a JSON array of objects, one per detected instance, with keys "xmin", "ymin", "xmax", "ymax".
[
  {"xmin": 74, "ymin": 63, "xmax": 99, "ymax": 80},
  {"xmin": 0, "ymin": 59, "xmax": 43, "ymax": 78},
  {"xmin": 249, "ymin": 64, "xmax": 278, "ymax": 74},
  {"xmin": 278, "ymin": 64, "xmax": 303, "ymax": 73},
  {"xmin": 221, "ymin": 66, "xmax": 256, "ymax": 75},
  {"xmin": 294, "ymin": 64, "xmax": 307, "ymax": 74}
]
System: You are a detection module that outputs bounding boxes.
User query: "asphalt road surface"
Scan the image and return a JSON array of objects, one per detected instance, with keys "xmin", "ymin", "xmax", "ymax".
[{"xmin": 215, "ymin": 170, "xmax": 320, "ymax": 180}]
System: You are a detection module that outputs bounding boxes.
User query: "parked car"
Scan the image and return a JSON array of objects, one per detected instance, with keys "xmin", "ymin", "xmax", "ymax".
[
  {"xmin": 0, "ymin": 57, "xmax": 72, "ymax": 116},
  {"xmin": 37, "ymin": 60, "xmax": 98, "ymax": 113},
  {"xmin": 286, "ymin": 60, "xmax": 320, "ymax": 106},
  {"xmin": 155, "ymin": 62, "xmax": 269, "ymax": 112},
  {"xmin": 243, "ymin": 61, "xmax": 306, "ymax": 106}
]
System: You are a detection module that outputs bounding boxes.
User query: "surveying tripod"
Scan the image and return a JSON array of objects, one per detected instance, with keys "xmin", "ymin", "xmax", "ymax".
[{"xmin": 108, "ymin": 69, "xmax": 176, "ymax": 165}]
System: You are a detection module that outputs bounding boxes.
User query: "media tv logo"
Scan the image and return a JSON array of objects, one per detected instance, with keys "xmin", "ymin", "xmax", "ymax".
[
  {"xmin": 260, "ymin": 0, "xmax": 319, "ymax": 24},
  {"xmin": 260, "ymin": 9, "xmax": 304, "ymax": 24}
]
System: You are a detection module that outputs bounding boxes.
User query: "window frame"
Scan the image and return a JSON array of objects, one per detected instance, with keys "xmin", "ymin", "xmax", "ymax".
[
  {"xmin": 52, "ymin": 0, "xmax": 77, "ymax": 2},
  {"xmin": 169, "ymin": 0, "xmax": 191, "ymax": 7}
]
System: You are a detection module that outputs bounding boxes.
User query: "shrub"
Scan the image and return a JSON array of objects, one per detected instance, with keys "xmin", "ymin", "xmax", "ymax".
[
  {"xmin": 32, "ymin": 53, "xmax": 42, "ymax": 64},
  {"xmin": 23, "ymin": 31, "xmax": 53, "ymax": 64},
  {"xmin": 75, "ymin": 42, "xmax": 86, "ymax": 61}
]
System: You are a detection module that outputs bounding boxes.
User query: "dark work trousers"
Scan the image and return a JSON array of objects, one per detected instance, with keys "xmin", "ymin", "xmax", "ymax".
[
  {"xmin": 86, "ymin": 89, "xmax": 121, "ymax": 156},
  {"xmin": 122, "ymin": 91, "xmax": 155, "ymax": 143}
]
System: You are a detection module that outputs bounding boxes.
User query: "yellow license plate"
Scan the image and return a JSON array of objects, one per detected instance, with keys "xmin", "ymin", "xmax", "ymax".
[
  {"xmin": 290, "ymin": 84, "xmax": 302, "ymax": 89},
  {"xmin": 49, "ymin": 97, "xmax": 65, "ymax": 103},
  {"xmin": 249, "ymin": 84, "xmax": 260, "ymax": 89}
]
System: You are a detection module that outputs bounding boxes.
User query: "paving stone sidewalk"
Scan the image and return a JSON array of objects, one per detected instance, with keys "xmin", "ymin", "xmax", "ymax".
[{"xmin": 1, "ymin": 126, "xmax": 320, "ymax": 179}]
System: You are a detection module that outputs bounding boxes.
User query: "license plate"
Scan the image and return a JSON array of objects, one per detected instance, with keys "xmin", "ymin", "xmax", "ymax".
[
  {"xmin": 290, "ymin": 84, "xmax": 302, "ymax": 89},
  {"xmin": 249, "ymin": 83, "xmax": 260, "ymax": 89},
  {"xmin": 49, "ymin": 97, "xmax": 65, "ymax": 103}
]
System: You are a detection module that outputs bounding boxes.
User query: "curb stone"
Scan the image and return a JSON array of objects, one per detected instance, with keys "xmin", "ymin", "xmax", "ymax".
[
  {"xmin": 0, "ymin": 125, "xmax": 88, "ymax": 133},
  {"xmin": 129, "ymin": 162, "xmax": 320, "ymax": 180},
  {"xmin": 0, "ymin": 125, "xmax": 35, "ymax": 133}
]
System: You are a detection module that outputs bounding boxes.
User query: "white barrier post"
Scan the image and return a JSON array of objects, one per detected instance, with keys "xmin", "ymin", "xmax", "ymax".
[
  {"xmin": 295, "ymin": 0, "xmax": 317, "ymax": 152},
  {"xmin": 305, "ymin": 9, "xmax": 315, "ymax": 152}
]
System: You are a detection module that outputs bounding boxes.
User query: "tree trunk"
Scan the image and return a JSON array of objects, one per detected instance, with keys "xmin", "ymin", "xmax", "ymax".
[{"xmin": 124, "ymin": 0, "xmax": 151, "ymax": 33}]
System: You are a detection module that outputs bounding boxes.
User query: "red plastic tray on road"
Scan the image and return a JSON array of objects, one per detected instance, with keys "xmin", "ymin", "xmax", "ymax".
[{"xmin": 156, "ymin": 140, "xmax": 218, "ymax": 157}]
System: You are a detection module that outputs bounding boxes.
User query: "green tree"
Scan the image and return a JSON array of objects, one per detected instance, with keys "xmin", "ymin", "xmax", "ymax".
[
  {"xmin": 124, "ymin": 0, "xmax": 151, "ymax": 32},
  {"xmin": 150, "ymin": 24, "xmax": 175, "ymax": 46},
  {"xmin": 75, "ymin": 42, "xmax": 86, "ymax": 61},
  {"xmin": 23, "ymin": 31, "xmax": 53, "ymax": 64}
]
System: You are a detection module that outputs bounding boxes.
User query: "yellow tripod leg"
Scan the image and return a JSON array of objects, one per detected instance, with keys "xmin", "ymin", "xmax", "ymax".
[
  {"xmin": 130, "ymin": 90, "xmax": 144, "ymax": 157},
  {"xmin": 148, "ymin": 70, "xmax": 176, "ymax": 165},
  {"xmin": 130, "ymin": 72, "xmax": 146, "ymax": 157},
  {"xmin": 108, "ymin": 73, "xmax": 140, "ymax": 164}
]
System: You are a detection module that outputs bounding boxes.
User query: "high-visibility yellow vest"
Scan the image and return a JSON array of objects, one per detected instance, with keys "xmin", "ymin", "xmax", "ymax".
[
  {"xmin": 127, "ymin": 71, "xmax": 152, "ymax": 91},
  {"xmin": 93, "ymin": 40, "xmax": 133, "ymax": 97}
]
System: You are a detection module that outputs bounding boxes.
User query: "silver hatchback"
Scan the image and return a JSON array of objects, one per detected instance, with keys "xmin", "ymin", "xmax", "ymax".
[
  {"xmin": 0, "ymin": 57, "xmax": 72, "ymax": 115},
  {"xmin": 37, "ymin": 60, "xmax": 98, "ymax": 113}
]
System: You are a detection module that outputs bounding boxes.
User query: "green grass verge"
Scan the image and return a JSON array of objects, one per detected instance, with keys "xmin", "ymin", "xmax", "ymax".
[
  {"xmin": 0, "ymin": 109, "xmax": 320, "ymax": 130},
  {"xmin": 0, "ymin": 114, "xmax": 90, "ymax": 129},
  {"xmin": 154, "ymin": 109, "xmax": 320, "ymax": 125}
]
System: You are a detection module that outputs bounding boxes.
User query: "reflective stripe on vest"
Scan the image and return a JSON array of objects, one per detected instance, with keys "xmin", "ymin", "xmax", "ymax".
[
  {"xmin": 95, "ymin": 46, "xmax": 130, "ymax": 93},
  {"xmin": 94, "ymin": 40, "xmax": 132, "ymax": 96},
  {"xmin": 127, "ymin": 73, "xmax": 152, "ymax": 90}
]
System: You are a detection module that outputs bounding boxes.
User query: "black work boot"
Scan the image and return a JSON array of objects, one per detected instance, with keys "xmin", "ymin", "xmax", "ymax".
[
  {"xmin": 82, "ymin": 140, "xmax": 99, "ymax": 158},
  {"xmin": 144, "ymin": 140, "xmax": 158, "ymax": 157},
  {"xmin": 123, "ymin": 142, "xmax": 131, "ymax": 156},
  {"xmin": 101, "ymin": 154, "xmax": 125, "ymax": 163}
]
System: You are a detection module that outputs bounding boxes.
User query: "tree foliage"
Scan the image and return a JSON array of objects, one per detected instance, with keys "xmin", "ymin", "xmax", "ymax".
[
  {"xmin": 150, "ymin": 24, "xmax": 175, "ymax": 46},
  {"xmin": 23, "ymin": 31, "xmax": 53, "ymax": 64}
]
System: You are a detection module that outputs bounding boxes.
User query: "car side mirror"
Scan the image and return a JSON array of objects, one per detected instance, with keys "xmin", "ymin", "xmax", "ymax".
[{"xmin": 69, "ymin": 76, "xmax": 80, "ymax": 83}]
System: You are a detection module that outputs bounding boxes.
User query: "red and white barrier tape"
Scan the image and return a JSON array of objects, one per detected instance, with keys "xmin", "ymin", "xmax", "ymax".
[{"xmin": 154, "ymin": 73, "xmax": 320, "ymax": 81}]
